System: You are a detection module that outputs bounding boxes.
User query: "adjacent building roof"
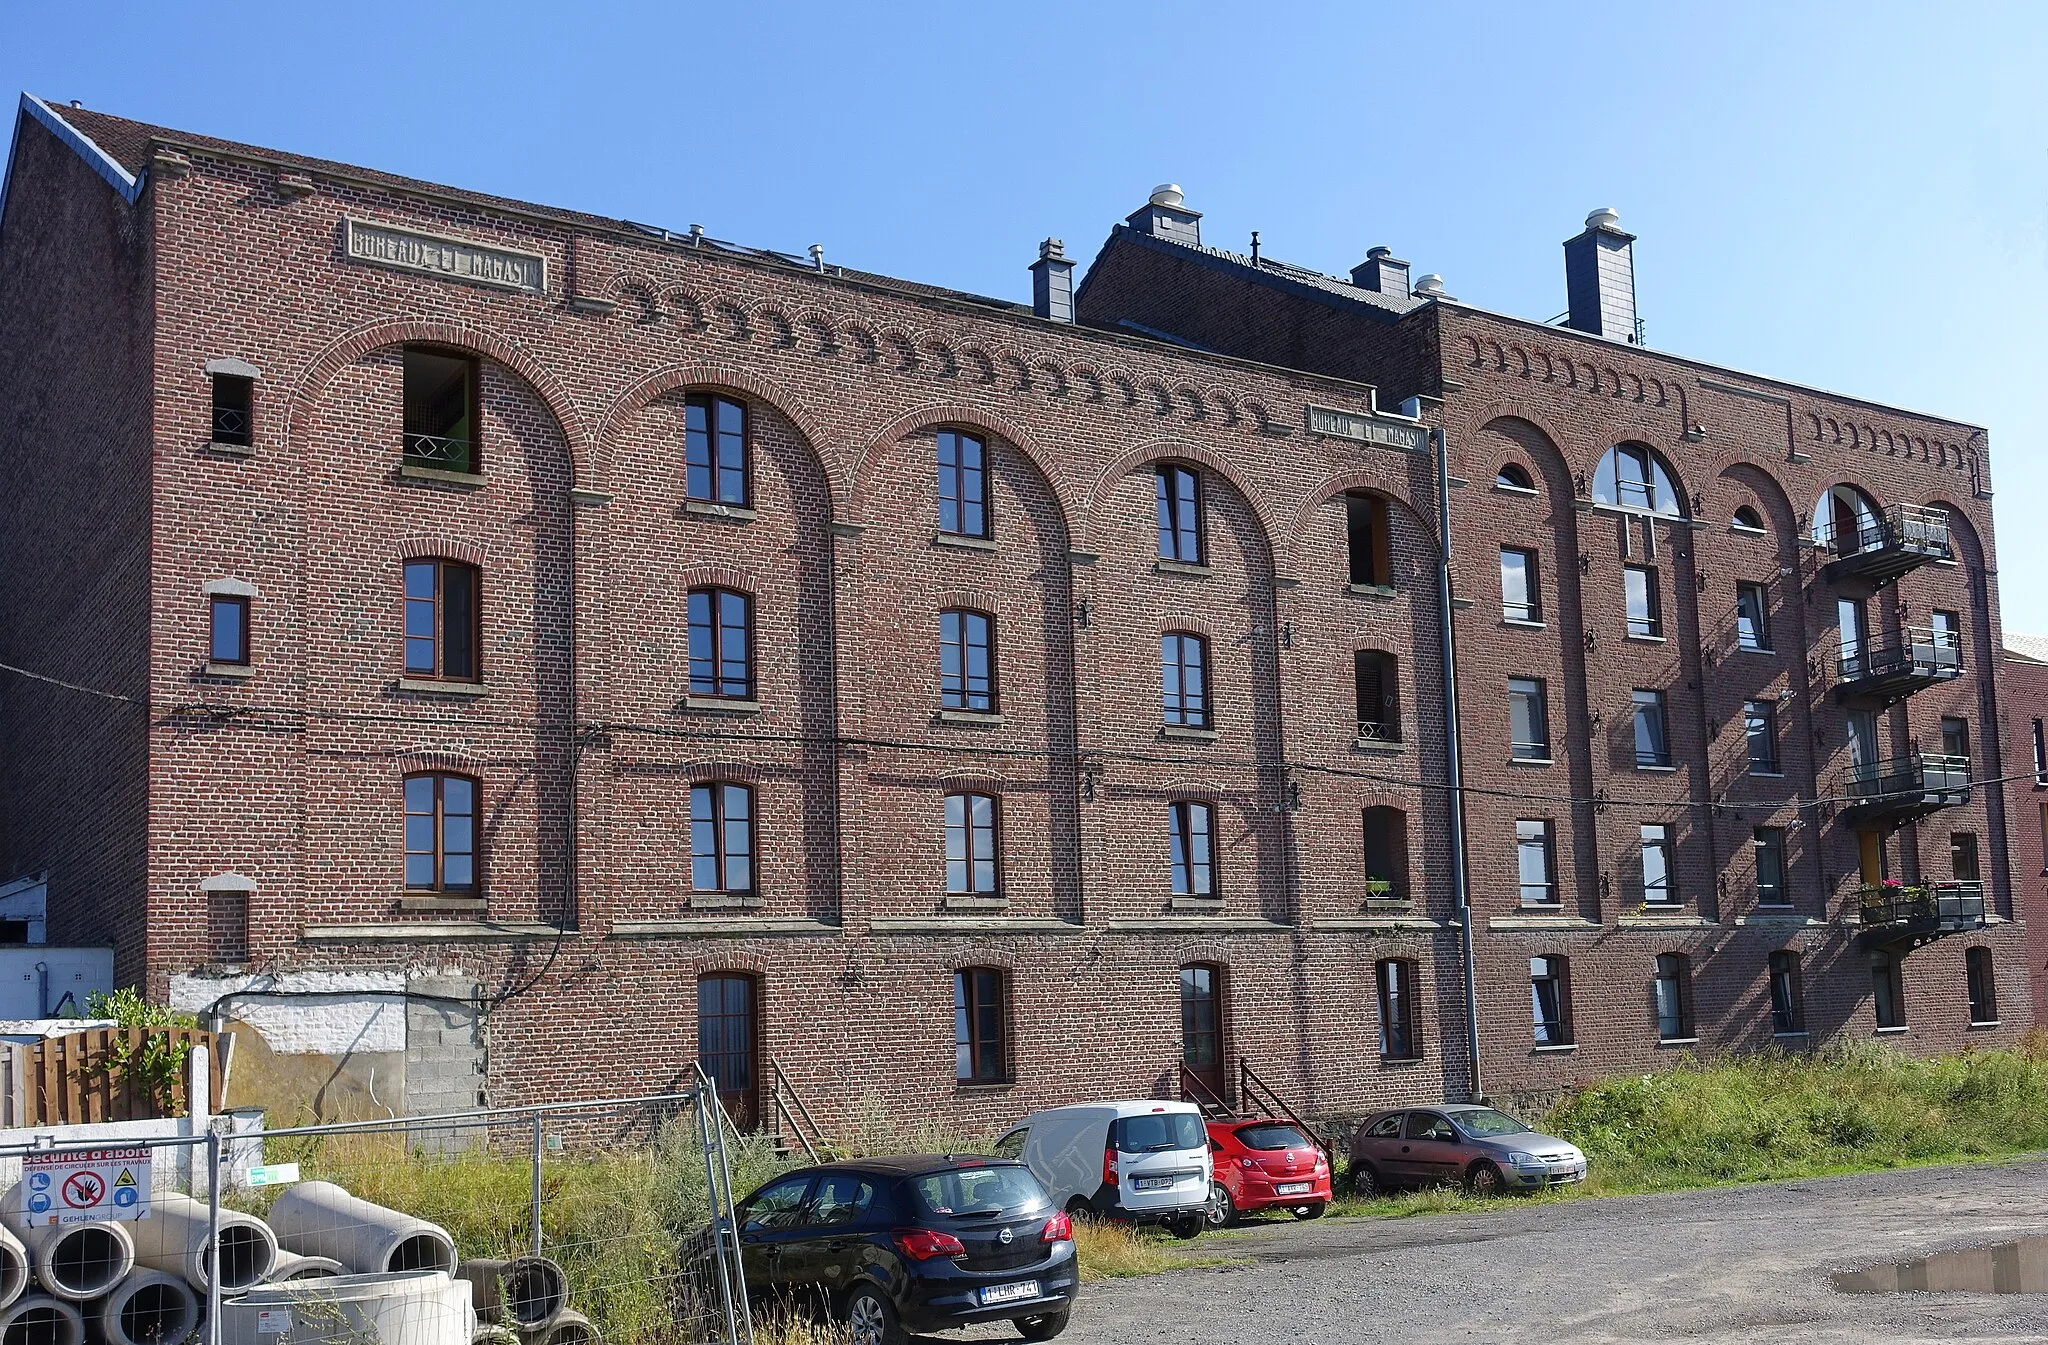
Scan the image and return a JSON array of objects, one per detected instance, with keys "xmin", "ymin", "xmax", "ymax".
[
  {"xmin": 2005, "ymin": 634, "xmax": 2048, "ymax": 665},
  {"xmin": 1089, "ymin": 224, "xmax": 1427, "ymax": 320}
]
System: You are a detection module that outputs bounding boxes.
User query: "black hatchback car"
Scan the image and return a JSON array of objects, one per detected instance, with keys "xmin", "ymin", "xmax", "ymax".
[{"xmin": 726, "ymin": 1154, "xmax": 1078, "ymax": 1344}]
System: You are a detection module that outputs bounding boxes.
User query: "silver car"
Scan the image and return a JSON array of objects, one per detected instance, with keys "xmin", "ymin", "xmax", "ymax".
[{"xmin": 1346, "ymin": 1104, "xmax": 1587, "ymax": 1196}]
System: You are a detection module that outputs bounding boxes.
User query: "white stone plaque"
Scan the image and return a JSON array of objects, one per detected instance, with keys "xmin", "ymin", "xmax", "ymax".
[
  {"xmin": 343, "ymin": 218, "xmax": 547, "ymax": 295},
  {"xmin": 1306, "ymin": 404, "xmax": 1429, "ymax": 453}
]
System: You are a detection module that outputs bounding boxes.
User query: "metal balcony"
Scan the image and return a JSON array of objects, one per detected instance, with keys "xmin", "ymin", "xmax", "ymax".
[
  {"xmin": 1819, "ymin": 503, "xmax": 1951, "ymax": 587},
  {"xmin": 1836, "ymin": 628, "xmax": 1963, "ymax": 705},
  {"xmin": 1858, "ymin": 880, "xmax": 1987, "ymax": 952},
  {"xmin": 1838, "ymin": 753, "xmax": 1971, "ymax": 827}
]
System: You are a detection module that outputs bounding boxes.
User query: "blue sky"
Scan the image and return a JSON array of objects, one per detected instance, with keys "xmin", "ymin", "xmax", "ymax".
[{"xmin": 6, "ymin": 1, "xmax": 2046, "ymax": 623}]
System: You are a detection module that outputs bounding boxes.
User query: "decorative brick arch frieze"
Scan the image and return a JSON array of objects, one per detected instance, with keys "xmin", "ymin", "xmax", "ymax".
[
  {"xmin": 593, "ymin": 362, "xmax": 841, "ymax": 507},
  {"xmin": 1277, "ymin": 469, "xmax": 1440, "ymax": 579},
  {"xmin": 688, "ymin": 951, "xmax": 772, "ymax": 980},
  {"xmin": 676, "ymin": 562, "xmax": 765, "ymax": 594},
  {"xmin": 1156, "ymin": 778, "xmax": 1224, "ymax": 802},
  {"xmin": 1077, "ymin": 438, "xmax": 1281, "ymax": 566},
  {"xmin": 397, "ymin": 535, "xmax": 489, "ymax": 567},
  {"xmin": 845, "ymin": 402, "xmax": 1080, "ymax": 537},
  {"xmin": 286, "ymin": 316, "xmax": 589, "ymax": 482}
]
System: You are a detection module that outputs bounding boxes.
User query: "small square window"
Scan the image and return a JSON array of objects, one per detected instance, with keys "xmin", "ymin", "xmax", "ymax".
[{"xmin": 211, "ymin": 374, "xmax": 254, "ymax": 447}]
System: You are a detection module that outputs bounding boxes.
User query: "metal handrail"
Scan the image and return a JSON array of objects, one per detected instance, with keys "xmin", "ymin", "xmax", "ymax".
[
  {"xmin": 1356, "ymin": 718, "xmax": 1403, "ymax": 744},
  {"xmin": 1177, "ymin": 1062, "xmax": 1231, "ymax": 1117},
  {"xmin": 1816, "ymin": 501, "xmax": 1951, "ymax": 559},
  {"xmin": 1859, "ymin": 880, "xmax": 1986, "ymax": 928},
  {"xmin": 692, "ymin": 1063, "xmax": 744, "ymax": 1151},
  {"xmin": 770, "ymin": 1060, "xmax": 824, "ymax": 1164},
  {"xmin": 403, "ymin": 431, "xmax": 475, "ymax": 469},
  {"xmin": 1843, "ymin": 751, "xmax": 1970, "ymax": 802},
  {"xmin": 1837, "ymin": 626, "xmax": 1963, "ymax": 683},
  {"xmin": 1238, "ymin": 1060, "xmax": 1333, "ymax": 1165}
]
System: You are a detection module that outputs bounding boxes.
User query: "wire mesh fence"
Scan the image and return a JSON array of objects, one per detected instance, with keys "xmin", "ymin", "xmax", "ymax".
[{"xmin": 0, "ymin": 1085, "xmax": 758, "ymax": 1345}]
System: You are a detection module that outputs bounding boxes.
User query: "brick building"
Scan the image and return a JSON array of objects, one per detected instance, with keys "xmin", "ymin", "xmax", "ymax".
[
  {"xmin": 1999, "ymin": 634, "xmax": 2048, "ymax": 1025},
  {"xmin": 0, "ymin": 97, "xmax": 2024, "ymax": 1131}
]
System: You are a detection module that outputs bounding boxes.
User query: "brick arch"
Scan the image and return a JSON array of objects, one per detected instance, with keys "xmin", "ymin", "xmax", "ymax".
[
  {"xmin": 394, "ymin": 746, "xmax": 489, "ymax": 772},
  {"xmin": 1444, "ymin": 400, "xmax": 1577, "ymax": 487},
  {"xmin": 1077, "ymin": 438, "xmax": 1281, "ymax": 566},
  {"xmin": 285, "ymin": 317, "xmax": 589, "ymax": 484},
  {"xmin": 680, "ymin": 761, "xmax": 768, "ymax": 785},
  {"xmin": 593, "ymin": 362, "xmax": 842, "ymax": 506},
  {"xmin": 396, "ymin": 535, "xmax": 489, "ymax": 567},
  {"xmin": 845, "ymin": 402, "xmax": 1079, "ymax": 537},
  {"xmin": 934, "ymin": 771, "xmax": 1011, "ymax": 795},
  {"xmin": 688, "ymin": 953, "xmax": 772, "ymax": 980},
  {"xmin": 676, "ymin": 562, "xmax": 765, "ymax": 593},
  {"xmin": 1714, "ymin": 461, "xmax": 1802, "ymax": 556},
  {"xmin": 1278, "ymin": 469, "xmax": 1440, "ymax": 580},
  {"xmin": 1162, "ymin": 615, "xmax": 1216, "ymax": 638}
]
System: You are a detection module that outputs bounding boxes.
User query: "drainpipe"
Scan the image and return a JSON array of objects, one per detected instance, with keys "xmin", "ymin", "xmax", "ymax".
[{"xmin": 1433, "ymin": 426, "xmax": 1482, "ymax": 1101}]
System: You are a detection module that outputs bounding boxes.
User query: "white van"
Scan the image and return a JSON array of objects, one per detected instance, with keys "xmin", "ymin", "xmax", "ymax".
[{"xmin": 994, "ymin": 1100, "xmax": 1212, "ymax": 1239}]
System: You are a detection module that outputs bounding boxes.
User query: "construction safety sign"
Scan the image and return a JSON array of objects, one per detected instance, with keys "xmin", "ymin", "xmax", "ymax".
[{"xmin": 19, "ymin": 1148, "xmax": 153, "ymax": 1225}]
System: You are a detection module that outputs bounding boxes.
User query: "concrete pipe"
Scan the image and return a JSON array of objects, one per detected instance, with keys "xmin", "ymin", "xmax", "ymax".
[
  {"xmin": 0, "ymin": 1224, "xmax": 32, "ymax": 1312},
  {"xmin": 263, "ymin": 1253, "xmax": 344, "ymax": 1284},
  {"xmin": 22, "ymin": 1227, "xmax": 133, "ymax": 1304},
  {"xmin": 0, "ymin": 1295, "xmax": 84, "ymax": 1345},
  {"xmin": 219, "ymin": 1271, "xmax": 475, "ymax": 1345},
  {"xmin": 472, "ymin": 1327, "xmax": 519, "ymax": 1345},
  {"xmin": 454, "ymin": 1260, "xmax": 566, "ymax": 1329},
  {"xmin": 518, "ymin": 1309, "xmax": 594, "ymax": 1345},
  {"xmin": 128, "ymin": 1194, "xmax": 278, "ymax": 1293},
  {"xmin": 266, "ymin": 1184, "xmax": 456, "ymax": 1277},
  {"xmin": 87, "ymin": 1270, "xmax": 199, "ymax": 1345}
]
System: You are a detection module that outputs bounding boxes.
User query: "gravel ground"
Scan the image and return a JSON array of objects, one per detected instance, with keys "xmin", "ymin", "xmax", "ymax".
[{"xmin": 1039, "ymin": 1160, "xmax": 2048, "ymax": 1344}]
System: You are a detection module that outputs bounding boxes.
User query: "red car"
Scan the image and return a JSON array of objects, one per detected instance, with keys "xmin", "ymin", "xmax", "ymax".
[{"xmin": 1202, "ymin": 1118, "xmax": 1332, "ymax": 1226}]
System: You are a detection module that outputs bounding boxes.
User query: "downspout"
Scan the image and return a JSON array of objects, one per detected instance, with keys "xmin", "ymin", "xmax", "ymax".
[{"xmin": 1434, "ymin": 426, "xmax": 1482, "ymax": 1101}]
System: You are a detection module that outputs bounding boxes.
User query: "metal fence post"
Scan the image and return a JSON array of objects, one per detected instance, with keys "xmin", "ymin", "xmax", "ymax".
[
  {"xmin": 206, "ymin": 1127, "xmax": 222, "ymax": 1345},
  {"xmin": 529, "ymin": 1109, "xmax": 544, "ymax": 1258}
]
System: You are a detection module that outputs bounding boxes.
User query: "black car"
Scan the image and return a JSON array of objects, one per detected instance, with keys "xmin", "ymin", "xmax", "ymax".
[{"xmin": 725, "ymin": 1154, "xmax": 1078, "ymax": 1344}]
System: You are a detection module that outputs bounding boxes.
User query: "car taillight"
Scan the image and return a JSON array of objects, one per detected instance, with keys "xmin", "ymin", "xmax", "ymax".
[
  {"xmin": 1103, "ymin": 1148, "xmax": 1117, "ymax": 1186},
  {"xmin": 891, "ymin": 1229, "xmax": 966, "ymax": 1261},
  {"xmin": 1041, "ymin": 1212, "xmax": 1072, "ymax": 1243}
]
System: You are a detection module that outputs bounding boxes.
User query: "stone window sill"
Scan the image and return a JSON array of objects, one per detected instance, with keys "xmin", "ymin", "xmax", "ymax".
[
  {"xmin": 1154, "ymin": 559, "xmax": 1211, "ymax": 578},
  {"xmin": 932, "ymin": 532, "xmax": 999, "ymax": 552},
  {"xmin": 207, "ymin": 441, "xmax": 255, "ymax": 458},
  {"xmin": 1636, "ymin": 763, "xmax": 1678, "ymax": 773},
  {"xmin": 682, "ymin": 696, "xmax": 761, "ymax": 715},
  {"xmin": 1161, "ymin": 724, "xmax": 1219, "ymax": 742},
  {"xmin": 399, "ymin": 463, "xmax": 485, "ymax": 487},
  {"xmin": 1169, "ymin": 896, "xmax": 1225, "ymax": 912},
  {"xmin": 1874, "ymin": 1026, "xmax": 1910, "ymax": 1036},
  {"xmin": 936, "ymin": 709, "xmax": 1006, "ymax": 727},
  {"xmin": 203, "ymin": 662, "xmax": 255, "ymax": 679},
  {"xmin": 1737, "ymin": 645, "xmax": 1778, "ymax": 656},
  {"xmin": 955, "ymin": 1081, "xmax": 1017, "ymax": 1095},
  {"xmin": 1625, "ymin": 633, "xmax": 1667, "ymax": 644},
  {"xmin": 1730, "ymin": 524, "xmax": 1768, "ymax": 537},
  {"xmin": 942, "ymin": 894, "xmax": 1008, "ymax": 911},
  {"xmin": 1348, "ymin": 583, "xmax": 1398, "ymax": 600},
  {"xmin": 1502, "ymin": 617, "xmax": 1546, "ymax": 629},
  {"xmin": 1354, "ymin": 736, "xmax": 1405, "ymax": 754},
  {"xmin": 1493, "ymin": 483, "xmax": 1539, "ymax": 497},
  {"xmin": 1381, "ymin": 1054, "xmax": 1426, "ymax": 1066},
  {"xmin": 1750, "ymin": 771, "xmax": 1786, "ymax": 779},
  {"xmin": 1773, "ymin": 1031, "xmax": 1810, "ymax": 1039},
  {"xmin": 1968, "ymin": 1020, "xmax": 2003, "ymax": 1031},
  {"xmin": 1509, "ymin": 755, "xmax": 1553, "ymax": 767},
  {"xmin": 688, "ymin": 892, "xmax": 763, "ymax": 910},
  {"xmin": 397, "ymin": 678, "xmax": 490, "ymax": 698},
  {"xmin": 400, "ymin": 895, "xmax": 488, "ymax": 913},
  {"xmin": 1531, "ymin": 1044, "xmax": 1577, "ymax": 1055},
  {"xmin": 1656, "ymin": 1037, "xmax": 1700, "ymax": 1048},
  {"xmin": 684, "ymin": 499, "xmax": 757, "ymax": 522}
]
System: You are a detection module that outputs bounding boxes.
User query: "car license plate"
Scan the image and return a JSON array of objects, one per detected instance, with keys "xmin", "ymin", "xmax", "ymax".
[
  {"xmin": 981, "ymin": 1280, "xmax": 1039, "ymax": 1306},
  {"xmin": 1134, "ymin": 1176, "xmax": 1176, "ymax": 1191},
  {"xmin": 1275, "ymin": 1181, "xmax": 1313, "ymax": 1195}
]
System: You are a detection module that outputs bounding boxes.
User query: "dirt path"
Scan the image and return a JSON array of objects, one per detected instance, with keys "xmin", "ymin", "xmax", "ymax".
[{"xmin": 1051, "ymin": 1159, "xmax": 2048, "ymax": 1343}]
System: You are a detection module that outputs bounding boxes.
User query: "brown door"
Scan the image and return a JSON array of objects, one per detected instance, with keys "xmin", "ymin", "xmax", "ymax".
[
  {"xmin": 1180, "ymin": 964, "xmax": 1226, "ymax": 1106},
  {"xmin": 697, "ymin": 973, "xmax": 758, "ymax": 1130}
]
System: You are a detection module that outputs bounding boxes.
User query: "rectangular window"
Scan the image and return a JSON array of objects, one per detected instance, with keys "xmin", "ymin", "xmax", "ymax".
[
  {"xmin": 1624, "ymin": 565, "xmax": 1662, "ymax": 638},
  {"xmin": 687, "ymin": 588, "xmax": 753, "ymax": 698},
  {"xmin": 945, "ymin": 793, "xmax": 1000, "ymax": 896},
  {"xmin": 1156, "ymin": 465, "xmax": 1202, "ymax": 564},
  {"xmin": 1530, "ymin": 956, "xmax": 1571, "ymax": 1046},
  {"xmin": 403, "ymin": 772, "xmax": 476, "ymax": 893},
  {"xmin": 1951, "ymin": 831, "xmax": 1981, "ymax": 883},
  {"xmin": 1744, "ymin": 700, "xmax": 1779, "ymax": 774},
  {"xmin": 940, "ymin": 610, "xmax": 996, "ymax": 712},
  {"xmin": 684, "ymin": 393, "xmax": 748, "ymax": 506},
  {"xmin": 1838, "ymin": 598, "xmax": 1866, "ymax": 677},
  {"xmin": 402, "ymin": 348, "xmax": 477, "ymax": 472},
  {"xmin": 1941, "ymin": 716, "xmax": 1970, "ymax": 763},
  {"xmin": 1169, "ymin": 801, "xmax": 1215, "ymax": 897},
  {"xmin": 937, "ymin": 429, "xmax": 988, "ymax": 537},
  {"xmin": 954, "ymin": 968, "xmax": 1008, "ymax": 1082},
  {"xmin": 1653, "ymin": 954, "xmax": 1693, "ymax": 1041},
  {"xmin": 1516, "ymin": 820, "xmax": 1557, "ymax": 906},
  {"xmin": 1930, "ymin": 609, "xmax": 1960, "ymax": 651},
  {"xmin": 689, "ymin": 783, "xmax": 755, "ymax": 895},
  {"xmin": 403, "ymin": 559, "xmax": 479, "ymax": 681},
  {"xmin": 2034, "ymin": 719, "xmax": 2047, "ymax": 785},
  {"xmin": 1966, "ymin": 947, "xmax": 1998, "ymax": 1025},
  {"xmin": 211, "ymin": 373, "xmax": 253, "ymax": 447},
  {"xmin": 1872, "ymin": 950, "xmax": 1905, "ymax": 1029},
  {"xmin": 1376, "ymin": 959, "xmax": 1418, "ymax": 1059},
  {"xmin": 1500, "ymin": 548, "xmax": 1539, "ymax": 622},
  {"xmin": 1754, "ymin": 827, "xmax": 1788, "ymax": 906},
  {"xmin": 1640, "ymin": 824, "xmax": 1674, "ymax": 905},
  {"xmin": 1632, "ymin": 689, "xmax": 1671, "ymax": 767},
  {"xmin": 1161, "ymin": 633, "xmax": 1210, "ymax": 728},
  {"xmin": 1735, "ymin": 582, "xmax": 1771, "ymax": 651},
  {"xmin": 209, "ymin": 595, "xmax": 250, "ymax": 666},
  {"xmin": 1769, "ymin": 951, "xmax": 1805, "ymax": 1034},
  {"xmin": 1355, "ymin": 650, "xmax": 1399, "ymax": 741},
  {"xmin": 1347, "ymin": 493, "xmax": 1391, "ymax": 587},
  {"xmin": 1509, "ymin": 677, "xmax": 1550, "ymax": 761},
  {"xmin": 1362, "ymin": 807, "xmax": 1408, "ymax": 900}
]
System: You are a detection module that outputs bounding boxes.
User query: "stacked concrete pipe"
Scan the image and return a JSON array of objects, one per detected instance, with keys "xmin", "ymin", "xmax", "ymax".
[
  {"xmin": 266, "ymin": 1184, "xmax": 456, "ymax": 1276},
  {"xmin": 0, "ymin": 1294, "xmax": 84, "ymax": 1345},
  {"xmin": 521, "ymin": 1309, "xmax": 595, "ymax": 1345},
  {"xmin": 454, "ymin": 1259, "xmax": 566, "ymax": 1333},
  {"xmin": 85, "ymin": 1270, "xmax": 198, "ymax": 1345},
  {"xmin": 0, "ymin": 1184, "xmax": 135, "ymax": 1303},
  {"xmin": 263, "ymin": 1251, "xmax": 344, "ymax": 1284},
  {"xmin": 129, "ymin": 1193, "xmax": 279, "ymax": 1293},
  {"xmin": 0, "ymin": 1226, "xmax": 30, "ymax": 1313}
]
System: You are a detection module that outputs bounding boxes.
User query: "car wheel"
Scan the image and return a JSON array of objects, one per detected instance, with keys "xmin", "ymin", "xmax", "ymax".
[
  {"xmin": 1167, "ymin": 1212, "xmax": 1203, "ymax": 1240},
  {"xmin": 1065, "ymin": 1196, "xmax": 1095, "ymax": 1222},
  {"xmin": 1347, "ymin": 1163, "xmax": 1382, "ymax": 1198},
  {"xmin": 1204, "ymin": 1181, "xmax": 1237, "ymax": 1228},
  {"xmin": 1465, "ymin": 1160, "xmax": 1506, "ymax": 1198},
  {"xmin": 1290, "ymin": 1201, "xmax": 1326, "ymax": 1220},
  {"xmin": 1015, "ymin": 1307, "xmax": 1072, "ymax": 1341},
  {"xmin": 843, "ymin": 1284, "xmax": 905, "ymax": 1345}
]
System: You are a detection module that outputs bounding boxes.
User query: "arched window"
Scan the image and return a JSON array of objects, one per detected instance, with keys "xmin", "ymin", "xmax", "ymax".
[
  {"xmin": 940, "ymin": 610, "xmax": 997, "ymax": 712},
  {"xmin": 1653, "ymin": 953, "xmax": 1694, "ymax": 1041},
  {"xmin": 1355, "ymin": 650, "xmax": 1400, "ymax": 743},
  {"xmin": 936, "ymin": 429, "xmax": 989, "ymax": 538},
  {"xmin": 404, "ymin": 558, "xmax": 480, "ymax": 681},
  {"xmin": 697, "ymin": 972, "xmax": 758, "ymax": 1128},
  {"xmin": 1732, "ymin": 504, "xmax": 1766, "ymax": 532},
  {"xmin": 684, "ymin": 392, "xmax": 748, "ymax": 506},
  {"xmin": 1496, "ymin": 462, "xmax": 1535, "ymax": 491},
  {"xmin": 1376, "ymin": 959, "xmax": 1419, "ymax": 1059},
  {"xmin": 1812, "ymin": 484, "xmax": 1881, "ymax": 552},
  {"xmin": 1362, "ymin": 806, "xmax": 1408, "ymax": 900},
  {"xmin": 944, "ymin": 792, "xmax": 1001, "ymax": 897},
  {"xmin": 1345, "ymin": 491, "xmax": 1392, "ymax": 587},
  {"xmin": 687, "ymin": 587, "xmax": 753, "ymax": 698},
  {"xmin": 1161, "ymin": 633, "xmax": 1210, "ymax": 728},
  {"xmin": 1592, "ymin": 443, "xmax": 1684, "ymax": 515},
  {"xmin": 404, "ymin": 772, "xmax": 477, "ymax": 893},
  {"xmin": 690, "ymin": 782, "xmax": 755, "ymax": 896}
]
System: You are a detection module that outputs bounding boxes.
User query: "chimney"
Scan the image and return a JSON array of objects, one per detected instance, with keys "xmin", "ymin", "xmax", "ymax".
[
  {"xmin": 1125, "ymin": 183, "xmax": 1201, "ymax": 248},
  {"xmin": 1563, "ymin": 207, "xmax": 1638, "ymax": 342},
  {"xmin": 1030, "ymin": 238, "xmax": 1075, "ymax": 323},
  {"xmin": 1350, "ymin": 246, "xmax": 1410, "ymax": 299}
]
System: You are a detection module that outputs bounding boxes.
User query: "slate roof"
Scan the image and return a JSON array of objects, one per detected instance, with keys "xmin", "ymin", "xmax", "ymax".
[
  {"xmin": 1098, "ymin": 223, "xmax": 1429, "ymax": 320},
  {"xmin": 2005, "ymin": 633, "xmax": 2048, "ymax": 665}
]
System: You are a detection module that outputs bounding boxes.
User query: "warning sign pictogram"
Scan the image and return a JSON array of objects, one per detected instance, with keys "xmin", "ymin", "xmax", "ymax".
[
  {"xmin": 60, "ymin": 1172, "xmax": 104, "ymax": 1209},
  {"xmin": 19, "ymin": 1149, "xmax": 151, "ymax": 1226}
]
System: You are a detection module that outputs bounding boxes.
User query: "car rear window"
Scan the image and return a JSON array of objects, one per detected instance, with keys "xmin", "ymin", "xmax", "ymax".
[
  {"xmin": 908, "ymin": 1164, "xmax": 1049, "ymax": 1219},
  {"xmin": 1234, "ymin": 1123, "xmax": 1314, "ymax": 1151},
  {"xmin": 1454, "ymin": 1108, "xmax": 1532, "ymax": 1137},
  {"xmin": 1112, "ymin": 1112, "xmax": 1207, "ymax": 1153}
]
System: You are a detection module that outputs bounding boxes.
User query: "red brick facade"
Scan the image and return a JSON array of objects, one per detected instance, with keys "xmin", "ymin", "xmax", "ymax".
[
  {"xmin": 1998, "ymin": 644, "xmax": 2048, "ymax": 1025},
  {"xmin": 0, "ymin": 101, "xmax": 2026, "ymax": 1136}
]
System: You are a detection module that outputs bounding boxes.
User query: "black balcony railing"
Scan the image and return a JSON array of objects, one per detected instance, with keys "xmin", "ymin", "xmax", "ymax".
[
  {"xmin": 1839, "ymin": 752, "xmax": 1970, "ymax": 826},
  {"xmin": 1858, "ymin": 880, "xmax": 1987, "ymax": 949},
  {"xmin": 1837, "ymin": 627, "xmax": 1963, "ymax": 704},
  {"xmin": 1819, "ymin": 503, "xmax": 1951, "ymax": 586},
  {"xmin": 403, "ymin": 432, "xmax": 476, "ymax": 473},
  {"xmin": 1356, "ymin": 718, "xmax": 1403, "ymax": 747}
]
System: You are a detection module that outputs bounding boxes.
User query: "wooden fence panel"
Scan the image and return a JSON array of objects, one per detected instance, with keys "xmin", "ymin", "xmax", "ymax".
[{"xmin": 7, "ymin": 1029, "xmax": 224, "ymax": 1126}]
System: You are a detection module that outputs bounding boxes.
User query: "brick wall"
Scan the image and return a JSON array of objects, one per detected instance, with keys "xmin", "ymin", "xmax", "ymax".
[{"xmin": 1999, "ymin": 653, "xmax": 2048, "ymax": 1025}]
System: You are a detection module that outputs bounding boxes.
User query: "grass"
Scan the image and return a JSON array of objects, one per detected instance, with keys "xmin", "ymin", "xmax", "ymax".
[{"xmin": 1071, "ymin": 1218, "xmax": 1244, "ymax": 1280}]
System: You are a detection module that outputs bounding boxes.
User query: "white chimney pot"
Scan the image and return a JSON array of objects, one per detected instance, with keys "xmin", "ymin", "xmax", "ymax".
[
  {"xmin": 1149, "ymin": 184, "xmax": 1185, "ymax": 208},
  {"xmin": 1586, "ymin": 207, "xmax": 1621, "ymax": 230}
]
